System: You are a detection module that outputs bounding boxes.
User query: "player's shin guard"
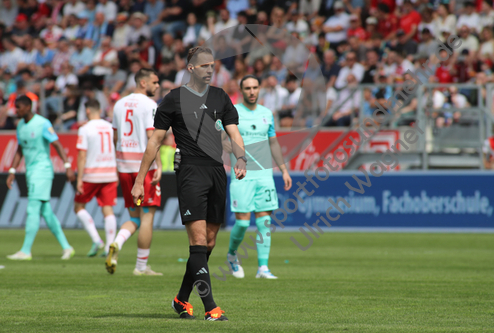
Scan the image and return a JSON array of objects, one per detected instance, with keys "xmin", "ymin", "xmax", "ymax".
[
  {"xmin": 104, "ymin": 215, "xmax": 117, "ymax": 253},
  {"xmin": 255, "ymin": 216, "xmax": 272, "ymax": 267},
  {"xmin": 20, "ymin": 200, "xmax": 42, "ymax": 254},
  {"xmin": 77, "ymin": 209, "xmax": 102, "ymax": 243},
  {"xmin": 228, "ymin": 219, "xmax": 250, "ymax": 255},
  {"xmin": 41, "ymin": 201, "xmax": 71, "ymax": 250},
  {"xmin": 178, "ymin": 245, "xmax": 216, "ymax": 311}
]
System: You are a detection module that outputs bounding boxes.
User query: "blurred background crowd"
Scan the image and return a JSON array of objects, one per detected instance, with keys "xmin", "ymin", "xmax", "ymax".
[{"xmin": 0, "ymin": 0, "xmax": 493, "ymax": 132}]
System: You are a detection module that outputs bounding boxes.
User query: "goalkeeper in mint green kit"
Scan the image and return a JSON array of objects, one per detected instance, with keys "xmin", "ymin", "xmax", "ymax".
[
  {"xmin": 224, "ymin": 75, "xmax": 292, "ymax": 279},
  {"xmin": 6, "ymin": 95, "xmax": 76, "ymax": 261}
]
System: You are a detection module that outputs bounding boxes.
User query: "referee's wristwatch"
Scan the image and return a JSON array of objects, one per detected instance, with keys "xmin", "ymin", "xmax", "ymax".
[{"xmin": 237, "ymin": 156, "xmax": 247, "ymax": 164}]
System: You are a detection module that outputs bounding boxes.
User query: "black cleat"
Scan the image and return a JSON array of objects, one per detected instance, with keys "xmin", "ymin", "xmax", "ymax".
[
  {"xmin": 204, "ymin": 307, "xmax": 228, "ymax": 321},
  {"xmin": 172, "ymin": 296, "xmax": 195, "ymax": 319}
]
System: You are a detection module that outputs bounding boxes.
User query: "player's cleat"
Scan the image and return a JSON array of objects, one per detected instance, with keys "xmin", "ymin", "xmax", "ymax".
[
  {"xmin": 61, "ymin": 247, "xmax": 75, "ymax": 260},
  {"xmin": 172, "ymin": 296, "xmax": 195, "ymax": 319},
  {"xmin": 133, "ymin": 265, "xmax": 163, "ymax": 276},
  {"xmin": 105, "ymin": 242, "xmax": 119, "ymax": 274},
  {"xmin": 227, "ymin": 253, "xmax": 244, "ymax": 278},
  {"xmin": 6, "ymin": 251, "xmax": 32, "ymax": 261},
  {"xmin": 87, "ymin": 240, "xmax": 104, "ymax": 257},
  {"xmin": 204, "ymin": 307, "xmax": 228, "ymax": 321},
  {"xmin": 256, "ymin": 268, "xmax": 278, "ymax": 279}
]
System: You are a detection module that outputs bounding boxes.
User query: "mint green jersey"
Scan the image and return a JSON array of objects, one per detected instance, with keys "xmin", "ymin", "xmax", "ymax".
[
  {"xmin": 17, "ymin": 114, "xmax": 59, "ymax": 181},
  {"xmin": 230, "ymin": 103, "xmax": 276, "ymax": 181}
]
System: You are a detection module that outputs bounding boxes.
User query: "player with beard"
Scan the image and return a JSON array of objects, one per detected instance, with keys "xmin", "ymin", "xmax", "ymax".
[
  {"xmin": 224, "ymin": 75, "xmax": 292, "ymax": 279},
  {"xmin": 131, "ymin": 46, "xmax": 247, "ymax": 321},
  {"xmin": 105, "ymin": 68, "xmax": 163, "ymax": 276}
]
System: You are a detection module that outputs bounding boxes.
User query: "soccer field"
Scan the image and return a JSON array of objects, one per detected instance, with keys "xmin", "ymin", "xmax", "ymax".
[{"xmin": 0, "ymin": 230, "xmax": 493, "ymax": 332}]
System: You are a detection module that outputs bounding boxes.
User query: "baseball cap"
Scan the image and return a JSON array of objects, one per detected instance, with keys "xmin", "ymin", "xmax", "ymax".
[
  {"xmin": 15, "ymin": 13, "xmax": 28, "ymax": 22},
  {"xmin": 349, "ymin": 14, "xmax": 359, "ymax": 21},
  {"xmin": 334, "ymin": 1, "xmax": 344, "ymax": 9},
  {"xmin": 366, "ymin": 17, "xmax": 377, "ymax": 25}
]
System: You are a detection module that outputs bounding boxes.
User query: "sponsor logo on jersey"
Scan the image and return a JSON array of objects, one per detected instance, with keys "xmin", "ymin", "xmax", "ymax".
[
  {"xmin": 48, "ymin": 127, "xmax": 55, "ymax": 134},
  {"xmin": 215, "ymin": 119, "xmax": 222, "ymax": 131},
  {"xmin": 251, "ymin": 124, "xmax": 256, "ymax": 130},
  {"xmin": 233, "ymin": 200, "xmax": 237, "ymax": 208}
]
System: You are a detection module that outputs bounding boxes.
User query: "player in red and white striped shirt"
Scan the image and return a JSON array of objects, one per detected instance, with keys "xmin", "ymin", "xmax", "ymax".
[
  {"xmin": 105, "ymin": 68, "xmax": 163, "ymax": 276},
  {"xmin": 74, "ymin": 99, "xmax": 118, "ymax": 257}
]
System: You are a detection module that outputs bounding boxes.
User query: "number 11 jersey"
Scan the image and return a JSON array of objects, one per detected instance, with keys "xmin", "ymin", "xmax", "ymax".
[{"xmin": 112, "ymin": 93, "xmax": 158, "ymax": 173}]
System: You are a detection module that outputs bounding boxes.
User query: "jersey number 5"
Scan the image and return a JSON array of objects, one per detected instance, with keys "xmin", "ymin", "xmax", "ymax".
[{"xmin": 124, "ymin": 109, "xmax": 133, "ymax": 136}]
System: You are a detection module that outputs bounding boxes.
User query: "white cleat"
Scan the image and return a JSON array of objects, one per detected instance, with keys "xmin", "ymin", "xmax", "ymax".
[
  {"xmin": 133, "ymin": 265, "xmax": 163, "ymax": 276},
  {"xmin": 7, "ymin": 251, "xmax": 32, "ymax": 261},
  {"xmin": 256, "ymin": 268, "xmax": 278, "ymax": 279},
  {"xmin": 227, "ymin": 253, "xmax": 245, "ymax": 278},
  {"xmin": 61, "ymin": 247, "xmax": 75, "ymax": 260}
]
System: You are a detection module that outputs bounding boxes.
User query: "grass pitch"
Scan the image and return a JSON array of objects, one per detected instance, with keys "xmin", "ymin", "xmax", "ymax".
[{"xmin": 0, "ymin": 229, "xmax": 493, "ymax": 332}]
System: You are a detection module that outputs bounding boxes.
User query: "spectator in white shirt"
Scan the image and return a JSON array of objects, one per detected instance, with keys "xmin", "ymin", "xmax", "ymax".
[
  {"xmin": 96, "ymin": 0, "xmax": 117, "ymax": 23},
  {"xmin": 324, "ymin": 73, "xmax": 360, "ymax": 127},
  {"xmin": 63, "ymin": 0, "xmax": 86, "ymax": 18},
  {"xmin": 55, "ymin": 62, "xmax": 79, "ymax": 94},
  {"xmin": 334, "ymin": 51, "xmax": 365, "ymax": 90},
  {"xmin": 40, "ymin": 19, "xmax": 64, "ymax": 46},
  {"xmin": 127, "ymin": 12, "xmax": 151, "ymax": 45},
  {"xmin": 456, "ymin": 1, "xmax": 480, "ymax": 34},
  {"xmin": 456, "ymin": 25, "xmax": 480, "ymax": 54},
  {"xmin": 322, "ymin": 1, "xmax": 350, "ymax": 49},
  {"xmin": 280, "ymin": 76, "xmax": 302, "ymax": 128},
  {"xmin": 259, "ymin": 74, "xmax": 289, "ymax": 118},
  {"xmin": 111, "ymin": 13, "xmax": 131, "ymax": 49},
  {"xmin": 214, "ymin": 8, "xmax": 238, "ymax": 42},
  {"xmin": 92, "ymin": 36, "xmax": 117, "ymax": 76},
  {"xmin": 433, "ymin": 3, "xmax": 456, "ymax": 42},
  {"xmin": 211, "ymin": 59, "xmax": 232, "ymax": 88},
  {"xmin": 479, "ymin": 0, "xmax": 494, "ymax": 32},
  {"xmin": 0, "ymin": 0, "xmax": 18, "ymax": 28},
  {"xmin": 1, "ymin": 36, "xmax": 24, "ymax": 74},
  {"xmin": 282, "ymin": 31, "xmax": 310, "ymax": 75}
]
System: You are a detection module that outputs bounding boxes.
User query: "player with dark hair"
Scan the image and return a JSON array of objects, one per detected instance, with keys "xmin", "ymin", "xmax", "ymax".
[
  {"xmin": 74, "ymin": 99, "xmax": 118, "ymax": 257},
  {"xmin": 131, "ymin": 46, "xmax": 247, "ymax": 321},
  {"xmin": 225, "ymin": 75, "xmax": 292, "ymax": 279},
  {"xmin": 105, "ymin": 68, "xmax": 163, "ymax": 276},
  {"xmin": 6, "ymin": 95, "xmax": 76, "ymax": 260}
]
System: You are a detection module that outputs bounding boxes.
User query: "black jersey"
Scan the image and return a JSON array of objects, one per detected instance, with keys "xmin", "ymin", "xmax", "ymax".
[{"xmin": 154, "ymin": 85, "xmax": 239, "ymax": 164}]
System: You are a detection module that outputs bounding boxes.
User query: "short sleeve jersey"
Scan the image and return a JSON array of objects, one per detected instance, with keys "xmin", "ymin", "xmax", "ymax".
[
  {"xmin": 77, "ymin": 119, "xmax": 118, "ymax": 183},
  {"xmin": 154, "ymin": 85, "xmax": 238, "ymax": 164},
  {"xmin": 230, "ymin": 103, "xmax": 276, "ymax": 181},
  {"xmin": 16, "ymin": 114, "xmax": 58, "ymax": 180},
  {"xmin": 112, "ymin": 93, "xmax": 158, "ymax": 173}
]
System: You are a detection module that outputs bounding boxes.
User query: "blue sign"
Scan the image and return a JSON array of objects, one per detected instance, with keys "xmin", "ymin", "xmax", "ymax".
[{"xmin": 226, "ymin": 171, "xmax": 494, "ymax": 230}]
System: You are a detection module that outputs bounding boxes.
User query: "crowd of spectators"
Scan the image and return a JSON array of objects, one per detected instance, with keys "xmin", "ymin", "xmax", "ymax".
[{"xmin": 0, "ymin": 0, "xmax": 494, "ymax": 131}]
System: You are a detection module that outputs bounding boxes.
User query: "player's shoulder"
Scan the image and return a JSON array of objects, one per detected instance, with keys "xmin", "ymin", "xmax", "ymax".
[
  {"xmin": 256, "ymin": 104, "xmax": 273, "ymax": 115},
  {"xmin": 208, "ymin": 85, "xmax": 227, "ymax": 97}
]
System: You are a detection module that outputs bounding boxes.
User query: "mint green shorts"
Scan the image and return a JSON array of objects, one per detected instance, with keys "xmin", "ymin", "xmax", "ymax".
[
  {"xmin": 27, "ymin": 178, "xmax": 53, "ymax": 201},
  {"xmin": 230, "ymin": 178, "xmax": 279, "ymax": 213}
]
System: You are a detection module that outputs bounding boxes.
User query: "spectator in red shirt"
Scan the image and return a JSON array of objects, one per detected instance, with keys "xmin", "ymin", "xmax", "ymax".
[
  {"xmin": 398, "ymin": 0, "xmax": 422, "ymax": 42},
  {"xmin": 376, "ymin": 3, "xmax": 399, "ymax": 41},
  {"xmin": 347, "ymin": 14, "xmax": 366, "ymax": 40},
  {"xmin": 434, "ymin": 49, "xmax": 456, "ymax": 84}
]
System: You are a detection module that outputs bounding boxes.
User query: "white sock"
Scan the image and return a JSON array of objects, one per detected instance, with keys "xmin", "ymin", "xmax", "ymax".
[
  {"xmin": 136, "ymin": 248, "xmax": 150, "ymax": 271},
  {"xmin": 259, "ymin": 265, "xmax": 268, "ymax": 272},
  {"xmin": 77, "ymin": 209, "xmax": 102, "ymax": 244},
  {"xmin": 114, "ymin": 229, "xmax": 132, "ymax": 250},
  {"xmin": 104, "ymin": 215, "xmax": 117, "ymax": 253}
]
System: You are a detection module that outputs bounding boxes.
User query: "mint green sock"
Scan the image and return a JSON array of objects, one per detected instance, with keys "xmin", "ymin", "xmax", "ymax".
[
  {"xmin": 255, "ymin": 216, "xmax": 272, "ymax": 267},
  {"xmin": 41, "ymin": 201, "xmax": 71, "ymax": 250},
  {"xmin": 228, "ymin": 219, "xmax": 250, "ymax": 255},
  {"xmin": 20, "ymin": 200, "xmax": 42, "ymax": 254}
]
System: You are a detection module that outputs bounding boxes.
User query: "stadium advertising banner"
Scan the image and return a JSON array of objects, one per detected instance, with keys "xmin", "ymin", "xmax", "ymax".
[
  {"xmin": 226, "ymin": 171, "xmax": 494, "ymax": 230},
  {"xmin": 0, "ymin": 130, "xmax": 400, "ymax": 173}
]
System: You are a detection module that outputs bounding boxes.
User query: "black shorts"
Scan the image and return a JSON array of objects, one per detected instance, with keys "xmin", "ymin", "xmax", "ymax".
[{"xmin": 176, "ymin": 157, "xmax": 227, "ymax": 225}]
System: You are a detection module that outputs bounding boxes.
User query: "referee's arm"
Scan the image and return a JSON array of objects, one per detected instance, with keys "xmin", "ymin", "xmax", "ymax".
[
  {"xmin": 132, "ymin": 129, "xmax": 166, "ymax": 203},
  {"xmin": 224, "ymin": 124, "xmax": 247, "ymax": 180}
]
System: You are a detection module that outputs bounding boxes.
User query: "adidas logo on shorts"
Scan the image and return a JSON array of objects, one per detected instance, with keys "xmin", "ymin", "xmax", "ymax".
[
  {"xmin": 200, "ymin": 104, "xmax": 207, "ymax": 109},
  {"xmin": 184, "ymin": 210, "xmax": 191, "ymax": 216},
  {"xmin": 196, "ymin": 267, "xmax": 208, "ymax": 275}
]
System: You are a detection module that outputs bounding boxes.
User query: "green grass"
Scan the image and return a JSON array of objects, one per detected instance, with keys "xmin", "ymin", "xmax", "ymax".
[{"xmin": 0, "ymin": 230, "xmax": 493, "ymax": 332}]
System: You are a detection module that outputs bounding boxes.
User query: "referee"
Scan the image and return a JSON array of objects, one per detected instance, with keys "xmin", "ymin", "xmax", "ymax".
[{"xmin": 131, "ymin": 46, "xmax": 246, "ymax": 321}]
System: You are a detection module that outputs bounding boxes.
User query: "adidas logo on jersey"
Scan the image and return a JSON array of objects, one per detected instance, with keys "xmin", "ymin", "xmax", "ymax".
[
  {"xmin": 196, "ymin": 267, "xmax": 208, "ymax": 275},
  {"xmin": 184, "ymin": 210, "xmax": 191, "ymax": 216},
  {"xmin": 200, "ymin": 104, "xmax": 208, "ymax": 109}
]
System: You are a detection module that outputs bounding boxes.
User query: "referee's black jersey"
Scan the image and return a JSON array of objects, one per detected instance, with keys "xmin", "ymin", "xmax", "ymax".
[{"xmin": 154, "ymin": 85, "xmax": 239, "ymax": 164}]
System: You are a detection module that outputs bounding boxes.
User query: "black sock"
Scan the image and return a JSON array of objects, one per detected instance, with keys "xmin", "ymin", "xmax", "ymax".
[
  {"xmin": 206, "ymin": 250, "xmax": 212, "ymax": 262},
  {"xmin": 178, "ymin": 246, "xmax": 217, "ymax": 312}
]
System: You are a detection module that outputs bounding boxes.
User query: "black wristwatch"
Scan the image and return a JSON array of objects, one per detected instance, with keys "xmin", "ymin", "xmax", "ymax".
[{"xmin": 237, "ymin": 156, "xmax": 247, "ymax": 164}]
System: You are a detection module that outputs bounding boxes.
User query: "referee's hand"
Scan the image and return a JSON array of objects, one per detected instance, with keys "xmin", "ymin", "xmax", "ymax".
[
  {"xmin": 131, "ymin": 183, "xmax": 144, "ymax": 205},
  {"xmin": 234, "ymin": 159, "xmax": 246, "ymax": 180}
]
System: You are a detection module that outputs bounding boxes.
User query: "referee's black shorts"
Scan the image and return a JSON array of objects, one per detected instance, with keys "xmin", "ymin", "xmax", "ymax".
[{"xmin": 176, "ymin": 156, "xmax": 227, "ymax": 225}]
